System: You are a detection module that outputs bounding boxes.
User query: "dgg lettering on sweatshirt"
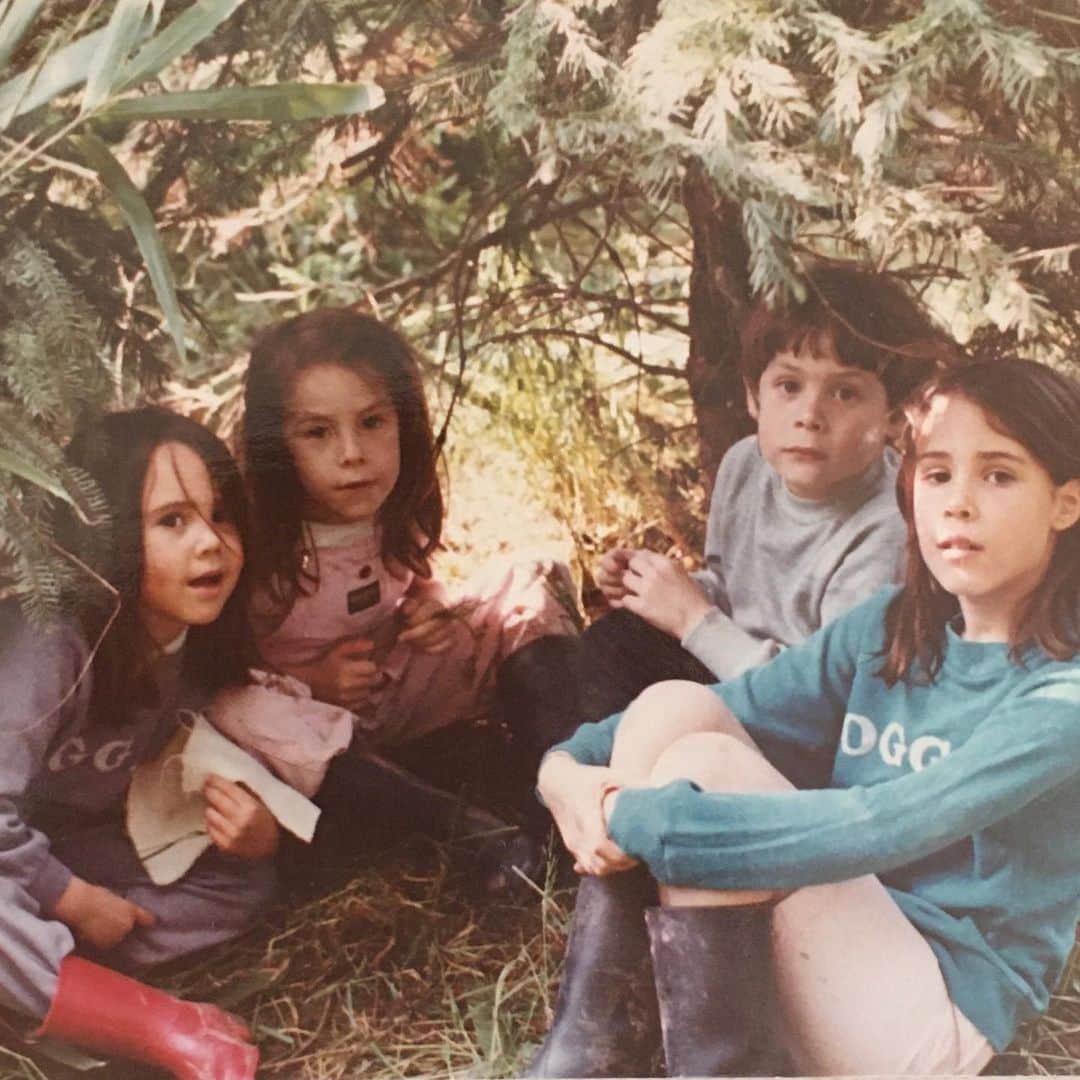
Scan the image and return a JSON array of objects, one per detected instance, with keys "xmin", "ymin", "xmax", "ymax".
[
  {"xmin": 840, "ymin": 713, "xmax": 951, "ymax": 772},
  {"xmin": 47, "ymin": 736, "xmax": 135, "ymax": 773}
]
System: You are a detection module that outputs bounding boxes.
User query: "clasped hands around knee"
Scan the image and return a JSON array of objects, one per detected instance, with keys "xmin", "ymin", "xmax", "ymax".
[
  {"xmin": 537, "ymin": 753, "xmax": 637, "ymax": 876},
  {"xmin": 538, "ymin": 681, "xmax": 793, "ymax": 884}
]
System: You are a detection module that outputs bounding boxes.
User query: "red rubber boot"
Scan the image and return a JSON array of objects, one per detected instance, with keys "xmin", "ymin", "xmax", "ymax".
[{"xmin": 34, "ymin": 956, "xmax": 258, "ymax": 1080}]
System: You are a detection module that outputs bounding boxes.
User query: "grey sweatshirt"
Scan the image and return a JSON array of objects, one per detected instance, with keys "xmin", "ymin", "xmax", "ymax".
[
  {"xmin": 684, "ymin": 435, "xmax": 905, "ymax": 679},
  {"xmin": 0, "ymin": 609, "xmax": 192, "ymax": 912}
]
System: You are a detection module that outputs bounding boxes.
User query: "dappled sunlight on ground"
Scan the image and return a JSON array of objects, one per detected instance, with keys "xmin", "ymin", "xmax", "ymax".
[{"xmin": 438, "ymin": 433, "xmax": 578, "ymax": 593}]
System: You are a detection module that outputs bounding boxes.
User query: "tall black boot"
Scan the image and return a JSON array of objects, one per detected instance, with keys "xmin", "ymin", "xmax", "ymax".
[
  {"xmin": 497, "ymin": 634, "xmax": 583, "ymax": 777},
  {"xmin": 291, "ymin": 748, "xmax": 538, "ymax": 896},
  {"xmin": 577, "ymin": 612, "xmax": 832, "ymax": 787},
  {"xmin": 496, "ymin": 634, "xmax": 585, "ymax": 855},
  {"xmin": 577, "ymin": 609, "xmax": 715, "ymax": 723},
  {"xmin": 527, "ymin": 869, "xmax": 661, "ymax": 1078},
  {"xmin": 645, "ymin": 903, "xmax": 773, "ymax": 1077}
]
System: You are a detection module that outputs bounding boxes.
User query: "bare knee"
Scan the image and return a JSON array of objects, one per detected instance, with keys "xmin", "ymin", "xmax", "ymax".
[
  {"xmin": 650, "ymin": 731, "xmax": 792, "ymax": 795},
  {"xmin": 652, "ymin": 733, "xmax": 792, "ymax": 908},
  {"xmin": 611, "ymin": 681, "xmax": 740, "ymax": 782}
]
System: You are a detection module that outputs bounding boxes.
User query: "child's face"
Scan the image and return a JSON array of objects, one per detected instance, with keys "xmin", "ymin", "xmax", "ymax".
[
  {"xmin": 748, "ymin": 339, "xmax": 897, "ymax": 500},
  {"xmin": 139, "ymin": 441, "xmax": 243, "ymax": 647},
  {"xmin": 284, "ymin": 362, "xmax": 401, "ymax": 525},
  {"xmin": 913, "ymin": 394, "xmax": 1080, "ymax": 639}
]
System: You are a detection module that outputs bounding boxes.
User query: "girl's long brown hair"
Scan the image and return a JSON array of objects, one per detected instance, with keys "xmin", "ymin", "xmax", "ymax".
[
  {"xmin": 881, "ymin": 358, "xmax": 1080, "ymax": 685},
  {"xmin": 56, "ymin": 407, "xmax": 255, "ymax": 726},
  {"xmin": 241, "ymin": 309, "xmax": 443, "ymax": 612}
]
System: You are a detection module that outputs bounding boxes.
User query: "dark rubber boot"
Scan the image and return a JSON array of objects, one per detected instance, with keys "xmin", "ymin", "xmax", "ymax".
[
  {"xmin": 527, "ymin": 869, "xmax": 661, "ymax": 1077},
  {"xmin": 645, "ymin": 903, "xmax": 772, "ymax": 1077},
  {"xmin": 306, "ymin": 748, "xmax": 541, "ymax": 896},
  {"xmin": 577, "ymin": 609, "xmax": 715, "ymax": 723},
  {"xmin": 497, "ymin": 634, "xmax": 583, "ymax": 779},
  {"xmin": 496, "ymin": 634, "xmax": 584, "ymax": 882},
  {"xmin": 578, "ymin": 612, "xmax": 831, "ymax": 787},
  {"xmin": 348, "ymin": 750, "xmax": 512, "ymax": 840}
]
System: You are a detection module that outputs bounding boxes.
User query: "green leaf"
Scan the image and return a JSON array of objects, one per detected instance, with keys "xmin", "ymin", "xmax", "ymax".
[
  {"xmin": 0, "ymin": 0, "xmax": 46, "ymax": 73},
  {"xmin": 0, "ymin": 448, "xmax": 78, "ymax": 507},
  {"xmin": 117, "ymin": 0, "xmax": 249, "ymax": 94},
  {"xmin": 70, "ymin": 133, "xmax": 187, "ymax": 361},
  {"xmin": 0, "ymin": 26, "xmax": 105, "ymax": 127},
  {"xmin": 81, "ymin": 0, "xmax": 152, "ymax": 115},
  {"xmin": 100, "ymin": 81, "xmax": 385, "ymax": 123}
]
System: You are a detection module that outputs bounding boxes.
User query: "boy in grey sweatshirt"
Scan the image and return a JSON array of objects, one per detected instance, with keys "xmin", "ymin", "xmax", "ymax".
[{"xmin": 579, "ymin": 266, "xmax": 956, "ymax": 777}]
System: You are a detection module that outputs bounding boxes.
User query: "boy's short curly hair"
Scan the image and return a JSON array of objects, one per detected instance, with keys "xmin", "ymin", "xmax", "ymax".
[{"xmin": 739, "ymin": 265, "xmax": 958, "ymax": 408}]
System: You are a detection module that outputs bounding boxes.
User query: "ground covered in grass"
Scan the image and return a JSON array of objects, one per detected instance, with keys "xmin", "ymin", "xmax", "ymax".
[
  {"xmin": 1, "ymin": 831, "xmax": 1077, "ymax": 1079},
  {"xmin": 0, "ymin": 836, "xmax": 568, "ymax": 1080}
]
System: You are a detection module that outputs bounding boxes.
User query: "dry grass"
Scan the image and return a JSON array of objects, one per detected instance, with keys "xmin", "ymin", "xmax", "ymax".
[
  {"xmin": 1, "ymin": 837, "xmax": 1076, "ymax": 1079},
  {"xmin": 159, "ymin": 848, "xmax": 565, "ymax": 1078},
  {"xmin": 0, "ymin": 837, "xmax": 574, "ymax": 1080}
]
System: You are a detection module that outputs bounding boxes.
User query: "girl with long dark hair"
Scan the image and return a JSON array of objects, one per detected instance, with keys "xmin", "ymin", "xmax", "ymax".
[
  {"xmin": 531, "ymin": 358, "xmax": 1080, "ymax": 1077},
  {"xmin": 242, "ymin": 308, "xmax": 580, "ymax": 885},
  {"xmin": 0, "ymin": 407, "xmax": 278, "ymax": 1078}
]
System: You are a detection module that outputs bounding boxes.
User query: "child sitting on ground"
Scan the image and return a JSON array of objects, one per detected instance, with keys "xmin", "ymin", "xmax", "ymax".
[
  {"xmin": 241, "ymin": 309, "xmax": 581, "ymax": 886},
  {"xmin": 0, "ymin": 408, "xmax": 277, "ymax": 1079},
  {"xmin": 581, "ymin": 265, "xmax": 956, "ymax": 777},
  {"xmin": 533, "ymin": 356, "xmax": 1080, "ymax": 1077}
]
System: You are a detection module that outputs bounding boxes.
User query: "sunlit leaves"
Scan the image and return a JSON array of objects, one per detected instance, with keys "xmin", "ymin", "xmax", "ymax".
[
  {"xmin": 81, "ymin": 0, "xmax": 153, "ymax": 115},
  {"xmin": 116, "ymin": 0, "xmax": 249, "ymax": 93},
  {"xmin": 101, "ymin": 82, "xmax": 385, "ymax": 123},
  {"xmin": 484, "ymin": 0, "xmax": 1080, "ymax": 348}
]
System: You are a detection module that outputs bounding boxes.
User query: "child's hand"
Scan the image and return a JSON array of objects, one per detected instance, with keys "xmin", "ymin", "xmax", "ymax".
[
  {"xmin": 397, "ymin": 597, "xmax": 457, "ymax": 654},
  {"xmin": 538, "ymin": 753, "xmax": 638, "ymax": 876},
  {"xmin": 50, "ymin": 875, "xmax": 156, "ymax": 950},
  {"xmin": 203, "ymin": 775, "xmax": 279, "ymax": 860},
  {"xmin": 305, "ymin": 637, "xmax": 380, "ymax": 710},
  {"xmin": 596, "ymin": 547, "xmax": 635, "ymax": 605},
  {"xmin": 620, "ymin": 550, "xmax": 712, "ymax": 641}
]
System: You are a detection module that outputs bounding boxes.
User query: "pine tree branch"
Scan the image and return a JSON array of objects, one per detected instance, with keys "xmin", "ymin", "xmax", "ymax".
[
  {"xmin": 369, "ymin": 191, "xmax": 611, "ymax": 301},
  {"xmin": 477, "ymin": 327, "xmax": 681, "ymax": 378}
]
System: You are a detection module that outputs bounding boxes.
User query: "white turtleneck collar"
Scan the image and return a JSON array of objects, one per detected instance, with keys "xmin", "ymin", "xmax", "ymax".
[{"xmin": 303, "ymin": 519, "xmax": 376, "ymax": 549}]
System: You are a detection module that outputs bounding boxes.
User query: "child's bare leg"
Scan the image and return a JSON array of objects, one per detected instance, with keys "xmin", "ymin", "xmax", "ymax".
[
  {"xmin": 632, "ymin": 730, "xmax": 994, "ymax": 1075},
  {"xmin": 769, "ymin": 874, "xmax": 993, "ymax": 1075},
  {"xmin": 609, "ymin": 680, "xmax": 756, "ymax": 785},
  {"xmin": 644, "ymin": 729, "xmax": 793, "ymax": 906}
]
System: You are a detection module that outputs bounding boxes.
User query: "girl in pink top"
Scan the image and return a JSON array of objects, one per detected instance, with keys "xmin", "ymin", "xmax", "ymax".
[{"xmin": 241, "ymin": 308, "xmax": 580, "ymax": 884}]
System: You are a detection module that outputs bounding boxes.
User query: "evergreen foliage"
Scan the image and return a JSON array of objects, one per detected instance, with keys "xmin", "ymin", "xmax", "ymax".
[
  {"xmin": 2, "ymin": 0, "xmax": 1078, "ymax": 618},
  {"xmin": 480, "ymin": 0, "xmax": 1080, "ymax": 351},
  {"xmin": 0, "ymin": 4, "xmax": 1076, "ymax": 1072},
  {"xmin": 0, "ymin": 0, "xmax": 382, "ymax": 620},
  {"xmin": 0, "ymin": 230, "xmax": 110, "ymax": 423}
]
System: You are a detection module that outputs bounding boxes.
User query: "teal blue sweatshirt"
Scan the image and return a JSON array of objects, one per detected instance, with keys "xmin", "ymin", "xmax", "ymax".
[{"xmin": 554, "ymin": 588, "xmax": 1080, "ymax": 1051}]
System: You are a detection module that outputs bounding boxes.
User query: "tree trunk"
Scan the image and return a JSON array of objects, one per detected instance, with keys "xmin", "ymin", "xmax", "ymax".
[{"xmin": 683, "ymin": 162, "xmax": 755, "ymax": 487}]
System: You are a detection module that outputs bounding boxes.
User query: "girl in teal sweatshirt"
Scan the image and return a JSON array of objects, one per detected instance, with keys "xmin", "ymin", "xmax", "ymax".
[{"xmin": 529, "ymin": 358, "xmax": 1080, "ymax": 1077}]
